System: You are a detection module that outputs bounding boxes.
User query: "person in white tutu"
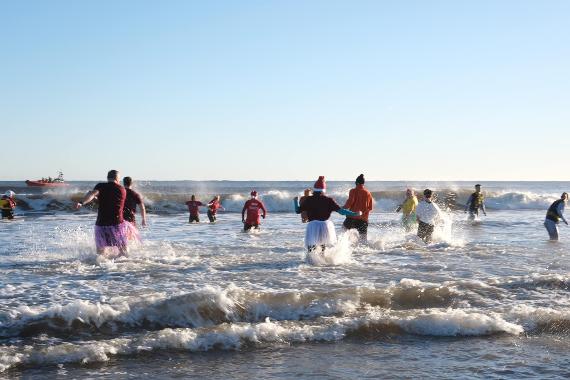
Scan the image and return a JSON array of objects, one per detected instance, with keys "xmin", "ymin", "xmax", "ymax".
[{"xmin": 294, "ymin": 176, "xmax": 360, "ymax": 252}]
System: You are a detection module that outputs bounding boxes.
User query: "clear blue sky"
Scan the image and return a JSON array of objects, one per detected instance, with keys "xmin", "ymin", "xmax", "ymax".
[{"xmin": 1, "ymin": 1, "xmax": 568, "ymax": 181}]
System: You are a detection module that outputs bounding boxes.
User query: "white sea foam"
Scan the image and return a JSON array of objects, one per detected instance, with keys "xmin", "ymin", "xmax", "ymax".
[
  {"xmin": 393, "ymin": 309, "xmax": 523, "ymax": 336},
  {"xmin": 0, "ymin": 307, "xmax": 525, "ymax": 372},
  {"xmin": 305, "ymin": 230, "xmax": 356, "ymax": 266}
]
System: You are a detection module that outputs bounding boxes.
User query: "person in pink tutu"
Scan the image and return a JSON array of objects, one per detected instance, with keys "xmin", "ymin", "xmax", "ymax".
[{"xmin": 76, "ymin": 170, "xmax": 133, "ymax": 257}]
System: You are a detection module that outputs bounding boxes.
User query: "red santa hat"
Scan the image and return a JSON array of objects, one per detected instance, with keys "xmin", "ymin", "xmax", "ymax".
[{"xmin": 313, "ymin": 176, "xmax": 326, "ymax": 192}]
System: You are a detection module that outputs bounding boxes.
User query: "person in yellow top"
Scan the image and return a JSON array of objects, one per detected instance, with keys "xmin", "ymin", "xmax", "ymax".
[
  {"xmin": 396, "ymin": 189, "xmax": 418, "ymax": 232},
  {"xmin": 0, "ymin": 190, "xmax": 17, "ymax": 220}
]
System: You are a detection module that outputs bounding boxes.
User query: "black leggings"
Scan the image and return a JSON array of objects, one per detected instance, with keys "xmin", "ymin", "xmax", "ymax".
[
  {"xmin": 243, "ymin": 222, "xmax": 259, "ymax": 231},
  {"xmin": 1, "ymin": 209, "xmax": 14, "ymax": 219},
  {"xmin": 343, "ymin": 218, "xmax": 368, "ymax": 241}
]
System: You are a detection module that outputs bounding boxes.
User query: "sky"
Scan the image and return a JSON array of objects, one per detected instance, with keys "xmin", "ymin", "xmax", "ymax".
[{"xmin": 1, "ymin": 0, "xmax": 569, "ymax": 181}]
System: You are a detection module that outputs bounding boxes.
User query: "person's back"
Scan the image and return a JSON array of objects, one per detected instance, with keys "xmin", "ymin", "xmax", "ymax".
[
  {"xmin": 186, "ymin": 200, "xmax": 203, "ymax": 216},
  {"xmin": 242, "ymin": 191, "xmax": 267, "ymax": 230},
  {"xmin": 94, "ymin": 182, "xmax": 126, "ymax": 226},
  {"xmin": 244, "ymin": 199, "xmax": 265, "ymax": 224},
  {"xmin": 416, "ymin": 189, "xmax": 442, "ymax": 243},
  {"xmin": 123, "ymin": 188, "xmax": 142, "ymax": 223},
  {"xmin": 416, "ymin": 200, "xmax": 440, "ymax": 225},
  {"xmin": 342, "ymin": 174, "xmax": 373, "ymax": 241},
  {"xmin": 344, "ymin": 185, "xmax": 373, "ymax": 221},
  {"xmin": 546, "ymin": 199, "xmax": 565, "ymax": 223},
  {"xmin": 76, "ymin": 170, "xmax": 133, "ymax": 256},
  {"xmin": 300, "ymin": 193, "xmax": 340, "ymax": 221}
]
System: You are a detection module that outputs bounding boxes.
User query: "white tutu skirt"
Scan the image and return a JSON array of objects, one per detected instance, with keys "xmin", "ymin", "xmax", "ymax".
[{"xmin": 305, "ymin": 220, "xmax": 337, "ymax": 248}]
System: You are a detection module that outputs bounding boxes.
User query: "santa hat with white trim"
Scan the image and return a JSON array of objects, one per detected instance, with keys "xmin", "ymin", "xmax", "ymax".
[{"xmin": 313, "ymin": 176, "xmax": 326, "ymax": 192}]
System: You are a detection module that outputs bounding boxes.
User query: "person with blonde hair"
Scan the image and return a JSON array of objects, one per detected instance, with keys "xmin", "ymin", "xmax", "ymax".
[{"xmin": 396, "ymin": 188, "xmax": 418, "ymax": 232}]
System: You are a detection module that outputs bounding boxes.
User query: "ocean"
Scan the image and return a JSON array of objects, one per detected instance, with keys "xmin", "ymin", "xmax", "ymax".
[{"xmin": 1, "ymin": 180, "xmax": 570, "ymax": 379}]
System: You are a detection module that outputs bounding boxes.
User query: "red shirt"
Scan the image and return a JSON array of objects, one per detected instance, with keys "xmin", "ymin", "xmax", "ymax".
[
  {"xmin": 298, "ymin": 193, "xmax": 340, "ymax": 221},
  {"xmin": 123, "ymin": 188, "xmax": 143, "ymax": 223},
  {"xmin": 94, "ymin": 182, "xmax": 126, "ymax": 226},
  {"xmin": 186, "ymin": 200, "xmax": 203, "ymax": 216},
  {"xmin": 242, "ymin": 199, "xmax": 267, "ymax": 225},
  {"xmin": 208, "ymin": 199, "xmax": 222, "ymax": 214}
]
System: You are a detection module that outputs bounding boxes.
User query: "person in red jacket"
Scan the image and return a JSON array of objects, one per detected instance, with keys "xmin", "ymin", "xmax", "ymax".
[
  {"xmin": 241, "ymin": 190, "xmax": 267, "ymax": 231},
  {"xmin": 207, "ymin": 195, "xmax": 224, "ymax": 223},
  {"xmin": 343, "ymin": 174, "xmax": 374, "ymax": 242}
]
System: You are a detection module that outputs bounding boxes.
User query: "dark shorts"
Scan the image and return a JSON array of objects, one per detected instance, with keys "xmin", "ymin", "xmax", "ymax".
[
  {"xmin": 1, "ymin": 209, "xmax": 14, "ymax": 219},
  {"xmin": 343, "ymin": 218, "xmax": 368, "ymax": 239},
  {"xmin": 189, "ymin": 214, "xmax": 200, "ymax": 223},
  {"xmin": 207, "ymin": 210, "xmax": 216, "ymax": 223},
  {"xmin": 417, "ymin": 220, "xmax": 435, "ymax": 243},
  {"xmin": 243, "ymin": 222, "xmax": 259, "ymax": 231},
  {"xmin": 468, "ymin": 208, "xmax": 479, "ymax": 220}
]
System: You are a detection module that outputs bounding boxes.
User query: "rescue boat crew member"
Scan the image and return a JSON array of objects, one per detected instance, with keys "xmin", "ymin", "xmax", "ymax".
[
  {"xmin": 465, "ymin": 184, "xmax": 487, "ymax": 221},
  {"xmin": 0, "ymin": 191, "xmax": 16, "ymax": 220}
]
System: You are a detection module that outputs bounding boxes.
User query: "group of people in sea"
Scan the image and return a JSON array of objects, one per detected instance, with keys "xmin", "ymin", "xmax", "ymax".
[{"xmin": 1, "ymin": 171, "xmax": 569, "ymax": 257}]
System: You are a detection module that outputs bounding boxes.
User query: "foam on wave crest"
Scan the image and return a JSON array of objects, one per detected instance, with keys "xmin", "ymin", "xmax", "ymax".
[
  {"xmin": 0, "ymin": 308, "xmax": 524, "ymax": 372},
  {"xmin": 0, "ymin": 282, "xmax": 462, "ymax": 338},
  {"xmin": 9, "ymin": 187, "xmax": 563, "ymax": 214}
]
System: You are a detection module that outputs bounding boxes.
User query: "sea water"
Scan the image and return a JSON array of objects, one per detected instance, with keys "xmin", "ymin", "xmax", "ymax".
[{"xmin": 1, "ymin": 181, "xmax": 570, "ymax": 379}]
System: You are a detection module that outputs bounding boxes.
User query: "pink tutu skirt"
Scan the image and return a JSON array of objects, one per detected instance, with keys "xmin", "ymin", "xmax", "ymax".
[{"xmin": 94, "ymin": 221, "xmax": 139, "ymax": 249}]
